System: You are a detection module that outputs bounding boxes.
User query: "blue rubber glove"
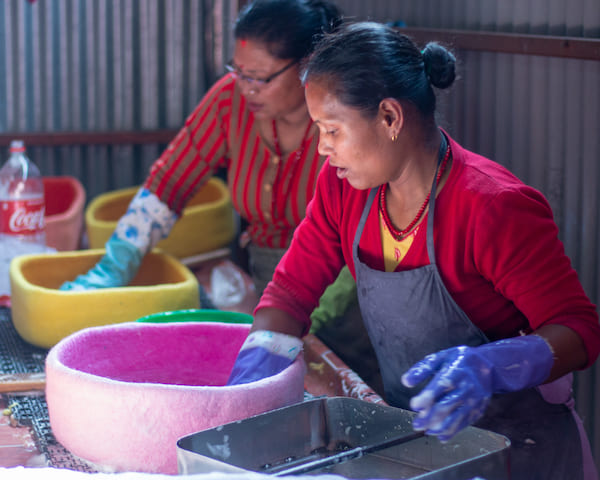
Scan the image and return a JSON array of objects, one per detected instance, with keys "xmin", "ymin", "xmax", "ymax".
[
  {"xmin": 401, "ymin": 335, "xmax": 554, "ymax": 442},
  {"xmin": 59, "ymin": 236, "xmax": 143, "ymax": 290},
  {"xmin": 60, "ymin": 188, "xmax": 177, "ymax": 291},
  {"xmin": 227, "ymin": 330, "xmax": 303, "ymax": 385}
]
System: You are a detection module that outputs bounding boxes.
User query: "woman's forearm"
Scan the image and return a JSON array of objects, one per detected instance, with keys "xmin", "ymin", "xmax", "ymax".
[
  {"xmin": 535, "ymin": 323, "xmax": 588, "ymax": 382},
  {"xmin": 252, "ymin": 307, "xmax": 306, "ymax": 338}
]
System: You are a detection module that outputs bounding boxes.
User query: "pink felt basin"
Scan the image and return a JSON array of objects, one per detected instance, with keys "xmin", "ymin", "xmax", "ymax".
[{"xmin": 45, "ymin": 321, "xmax": 305, "ymax": 474}]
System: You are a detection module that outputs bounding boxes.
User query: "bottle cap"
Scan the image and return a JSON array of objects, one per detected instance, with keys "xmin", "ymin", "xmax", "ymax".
[{"xmin": 9, "ymin": 140, "xmax": 25, "ymax": 153}]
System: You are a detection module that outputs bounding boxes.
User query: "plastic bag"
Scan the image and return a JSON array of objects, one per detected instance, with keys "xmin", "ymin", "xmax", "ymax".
[{"xmin": 210, "ymin": 262, "xmax": 247, "ymax": 308}]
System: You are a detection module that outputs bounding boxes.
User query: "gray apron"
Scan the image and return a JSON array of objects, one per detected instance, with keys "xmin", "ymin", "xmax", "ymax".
[{"xmin": 353, "ymin": 133, "xmax": 597, "ymax": 480}]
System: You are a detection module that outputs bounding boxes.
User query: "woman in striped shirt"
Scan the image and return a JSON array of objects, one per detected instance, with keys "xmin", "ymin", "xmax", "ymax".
[
  {"xmin": 60, "ymin": 0, "xmax": 383, "ymax": 393},
  {"xmin": 60, "ymin": 0, "xmax": 342, "ymax": 294}
]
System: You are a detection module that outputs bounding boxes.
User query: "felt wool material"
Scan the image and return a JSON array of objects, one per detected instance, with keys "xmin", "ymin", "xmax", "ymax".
[{"xmin": 45, "ymin": 321, "xmax": 305, "ymax": 475}]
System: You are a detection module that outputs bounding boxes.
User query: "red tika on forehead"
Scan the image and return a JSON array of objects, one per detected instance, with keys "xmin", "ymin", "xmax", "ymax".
[{"xmin": 240, "ymin": 39, "xmax": 247, "ymax": 47}]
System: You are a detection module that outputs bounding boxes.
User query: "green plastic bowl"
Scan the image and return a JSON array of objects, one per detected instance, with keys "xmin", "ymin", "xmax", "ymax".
[{"xmin": 136, "ymin": 309, "xmax": 253, "ymax": 325}]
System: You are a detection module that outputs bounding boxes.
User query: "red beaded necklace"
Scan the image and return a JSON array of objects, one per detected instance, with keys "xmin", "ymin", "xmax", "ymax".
[
  {"xmin": 270, "ymin": 118, "xmax": 314, "ymax": 216},
  {"xmin": 379, "ymin": 142, "xmax": 451, "ymax": 240},
  {"xmin": 272, "ymin": 118, "xmax": 313, "ymax": 160}
]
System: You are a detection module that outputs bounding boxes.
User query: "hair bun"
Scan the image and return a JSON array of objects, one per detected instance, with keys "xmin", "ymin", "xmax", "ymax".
[
  {"xmin": 306, "ymin": 0, "xmax": 343, "ymax": 33},
  {"xmin": 422, "ymin": 42, "xmax": 456, "ymax": 89}
]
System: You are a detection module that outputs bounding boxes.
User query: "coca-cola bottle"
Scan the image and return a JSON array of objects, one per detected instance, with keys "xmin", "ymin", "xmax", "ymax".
[{"xmin": 0, "ymin": 140, "xmax": 46, "ymax": 305}]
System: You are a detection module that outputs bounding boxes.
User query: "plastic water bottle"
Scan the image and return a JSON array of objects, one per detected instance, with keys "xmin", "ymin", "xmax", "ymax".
[{"xmin": 0, "ymin": 140, "xmax": 47, "ymax": 305}]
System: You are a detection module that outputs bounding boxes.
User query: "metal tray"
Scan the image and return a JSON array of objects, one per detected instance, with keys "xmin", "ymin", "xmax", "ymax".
[{"xmin": 177, "ymin": 396, "xmax": 510, "ymax": 479}]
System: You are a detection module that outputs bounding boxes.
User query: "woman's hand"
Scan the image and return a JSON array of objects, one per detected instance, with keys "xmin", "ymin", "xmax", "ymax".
[
  {"xmin": 59, "ymin": 187, "xmax": 177, "ymax": 291},
  {"xmin": 226, "ymin": 307, "xmax": 306, "ymax": 385},
  {"xmin": 226, "ymin": 330, "xmax": 303, "ymax": 385},
  {"xmin": 59, "ymin": 236, "xmax": 143, "ymax": 290},
  {"xmin": 401, "ymin": 334, "xmax": 555, "ymax": 441}
]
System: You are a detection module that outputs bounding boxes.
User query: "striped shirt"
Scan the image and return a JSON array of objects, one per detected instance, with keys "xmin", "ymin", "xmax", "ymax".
[{"xmin": 145, "ymin": 73, "xmax": 325, "ymax": 249}]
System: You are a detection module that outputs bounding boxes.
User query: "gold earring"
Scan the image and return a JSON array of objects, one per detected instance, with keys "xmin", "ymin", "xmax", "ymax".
[{"xmin": 391, "ymin": 135, "xmax": 397, "ymax": 142}]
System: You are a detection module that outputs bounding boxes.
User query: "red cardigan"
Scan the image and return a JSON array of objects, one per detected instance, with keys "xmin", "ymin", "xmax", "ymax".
[{"xmin": 258, "ymin": 134, "xmax": 600, "ymax": 368}]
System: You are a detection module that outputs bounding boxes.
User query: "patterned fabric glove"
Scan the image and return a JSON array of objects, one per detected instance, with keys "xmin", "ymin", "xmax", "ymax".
[
  {"xmin": 59, "ymin": 188, "xmax": 177, "ymax": 291},
  {"xmin": 401, "ymin": 335, "xmax": 554, "ymax": 442},
  {"xmin": 59, "ymin": 236, "xmax": 143, "ymax": 290},
  {"xmin": 227, "ymin": 330, "xmax": 303, "ymax": 385}
]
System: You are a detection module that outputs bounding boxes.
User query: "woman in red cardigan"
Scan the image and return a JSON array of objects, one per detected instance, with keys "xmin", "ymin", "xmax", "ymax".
[{"xmin": 229, "ymin": 22, "xmax": 600, "ymax": 480}]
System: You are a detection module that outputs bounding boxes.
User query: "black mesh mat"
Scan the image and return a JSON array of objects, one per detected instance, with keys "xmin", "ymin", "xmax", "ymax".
[{"xmin": 0, "ymin": 307, "xmax": 98, "ymax": 472}]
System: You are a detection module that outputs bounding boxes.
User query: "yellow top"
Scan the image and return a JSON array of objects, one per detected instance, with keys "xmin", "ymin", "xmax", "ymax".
[{"xmin": 379, "ymin": 210, "xmax": 419, "ymax": 272}]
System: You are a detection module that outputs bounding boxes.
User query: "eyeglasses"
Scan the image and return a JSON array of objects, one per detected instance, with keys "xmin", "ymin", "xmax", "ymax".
[{"xmin": 225, "ymin": 59, "xmax": 298, "ymax": 87}]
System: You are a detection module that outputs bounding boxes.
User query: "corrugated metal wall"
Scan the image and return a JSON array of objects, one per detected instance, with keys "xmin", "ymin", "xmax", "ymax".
[
  {"xmin": 338, "ymin": 0, "xmax": 600, "ymax": 36},
  {"xmin": 1, "ymin": 0, "xmax": 599, "ymax": 470},
  {"xmin": 335, "ymin": 0, "xmax": 600, "ymax": 469},
  {"xmin": 0, "ymin": 0, "xmax": 237, "ymax": 200}
]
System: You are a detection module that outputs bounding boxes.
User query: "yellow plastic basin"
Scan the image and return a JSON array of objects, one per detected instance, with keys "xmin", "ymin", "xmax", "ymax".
[
  {"xmin": 9, "ymin": 250, "xmax": 200, "ymax": 349},
  {"xmin": 85, "ymin": 177, "xmax": 236, "ymax": 258}
]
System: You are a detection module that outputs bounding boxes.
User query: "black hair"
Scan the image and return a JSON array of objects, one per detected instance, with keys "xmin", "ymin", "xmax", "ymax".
[
  {"xmin": 234, "ymin": 0, "xmax": 343, "ymax": 61},
  {"xmin": 302, "ymin": 21, "xmax": 456, "ymax": 118}
]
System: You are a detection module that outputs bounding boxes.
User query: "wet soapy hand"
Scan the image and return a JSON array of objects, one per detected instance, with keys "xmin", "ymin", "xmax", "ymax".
[{"xmin": 401, "ymin": 335, "xmax": 554, "ymax": 442}]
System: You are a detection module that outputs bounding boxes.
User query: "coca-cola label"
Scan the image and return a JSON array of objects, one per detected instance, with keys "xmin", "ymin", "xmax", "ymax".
[{"xmin": 0, "ymin": 198, "xmax": 45, "ymax": 235}]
